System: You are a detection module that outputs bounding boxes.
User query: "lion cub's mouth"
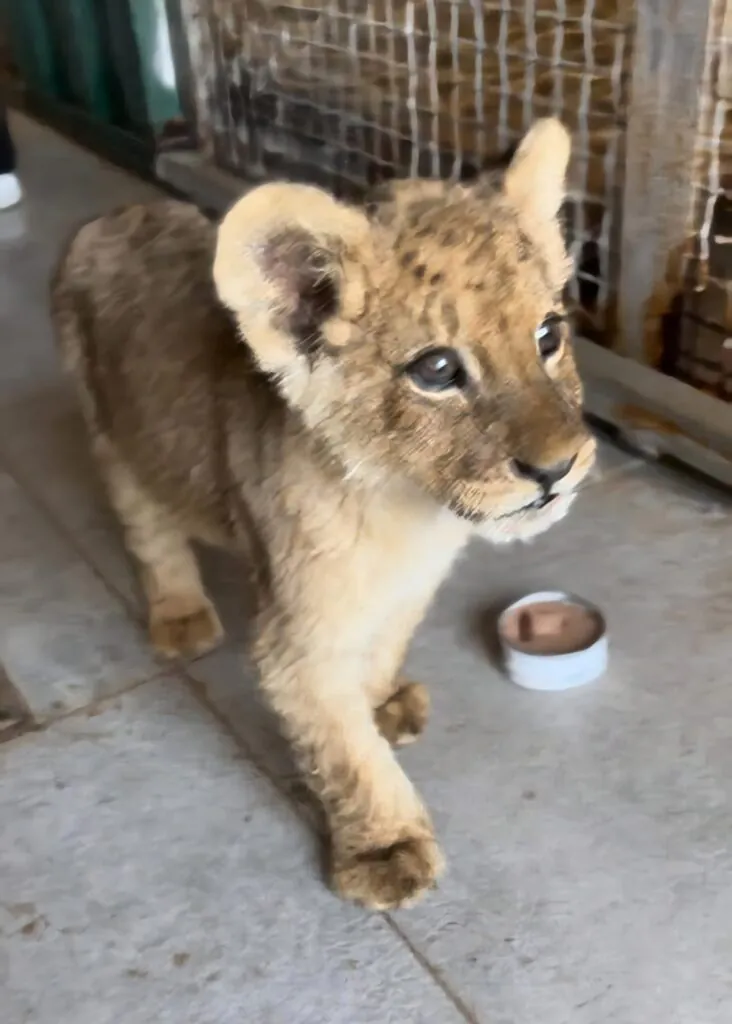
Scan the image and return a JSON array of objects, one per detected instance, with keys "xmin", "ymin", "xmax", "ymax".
[
  {"xmin": 498, "ymin": 489, "xmax": 570, "ymax": 520},
  {"xmin": 527, "ymin": 492, "xmax": 557, "ymax": 511},
  {"xmin": 449, "ymin": 487, "xmax": 576, "ymax": 525}
]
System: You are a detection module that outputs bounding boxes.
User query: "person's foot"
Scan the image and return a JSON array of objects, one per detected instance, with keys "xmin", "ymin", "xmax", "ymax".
[{"xmin": 0, "ymin": 173, "xmax": 22, "ymax": 210}]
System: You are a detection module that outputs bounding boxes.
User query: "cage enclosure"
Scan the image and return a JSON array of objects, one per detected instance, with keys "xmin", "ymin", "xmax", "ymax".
[{"xmin": 163, "ymin": 0, "xmax": 732, "ymax": 485}]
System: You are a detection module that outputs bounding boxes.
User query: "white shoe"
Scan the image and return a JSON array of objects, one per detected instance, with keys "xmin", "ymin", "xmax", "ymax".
[{"xmin": 0, "ymin": 173, "xmax": 22, "ymax": 210}]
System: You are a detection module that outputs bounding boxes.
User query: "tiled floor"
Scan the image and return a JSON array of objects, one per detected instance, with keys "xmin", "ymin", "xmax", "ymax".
[{"xmin": 2, "ymin": 114, "xmax": 732, "ymax": 1024}]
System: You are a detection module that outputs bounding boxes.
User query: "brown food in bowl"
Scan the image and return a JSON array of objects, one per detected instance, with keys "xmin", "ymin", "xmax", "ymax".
[{"xmin": 501, "ymin": 600, "xmax": 603, "ymax": 656}]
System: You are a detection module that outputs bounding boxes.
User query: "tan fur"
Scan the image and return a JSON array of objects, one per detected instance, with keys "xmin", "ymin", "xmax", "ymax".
[{"xmin": 51, "ymin": 119, "xmax": 595, "ymax": 910}]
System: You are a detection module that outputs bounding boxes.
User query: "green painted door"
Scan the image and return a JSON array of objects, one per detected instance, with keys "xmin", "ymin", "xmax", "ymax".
[{"xmin": 4, "ymin": 0, "xmax": 181, "ymax": 135}]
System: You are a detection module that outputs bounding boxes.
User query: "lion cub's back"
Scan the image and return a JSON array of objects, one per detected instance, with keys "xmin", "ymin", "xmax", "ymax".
[
  {"xmin": 52, "ymin": 199, "xmax": 218, "ymax": 371},
  {"xmin": 50, "ymin": 200, "xmax": 243, "ymax": 519},
  {"xmin": 51, "ymin": 196, "xmax": 239, "ymax": 417}
]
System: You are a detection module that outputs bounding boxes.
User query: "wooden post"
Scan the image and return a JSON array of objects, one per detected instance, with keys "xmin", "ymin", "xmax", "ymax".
[
  {"xmin": 618, "ymin": 0, "xmax": 715, "ymax": 364},
  {"xmin": 167, "ymin": 0, "xmax": 217, "ymax": 155}
]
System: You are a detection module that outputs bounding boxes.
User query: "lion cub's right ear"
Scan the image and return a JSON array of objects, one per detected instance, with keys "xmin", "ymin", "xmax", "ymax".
[
  {"xmin": 214, "ymin": 182, "xmax": 372, "ymax": 378},
  {"xmin": 503, "ymin": 118, "xmax": 571, "ymax": 224}
]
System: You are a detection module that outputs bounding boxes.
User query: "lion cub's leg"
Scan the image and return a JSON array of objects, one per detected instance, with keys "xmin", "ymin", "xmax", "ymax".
[
  {"xmin": 254, "ymin": 612, "xmax": 442, "ymax": 910},
  {"xmin": 368, "ymin": 601, "xmax": 433, "ymax": 747},
  {"xmin": 96, "ymin": 440, "xmax": 223, "ymax": 659},
  {"xmin": 373, "ymin": 682, "xmax": 430, "ymax": 747}
]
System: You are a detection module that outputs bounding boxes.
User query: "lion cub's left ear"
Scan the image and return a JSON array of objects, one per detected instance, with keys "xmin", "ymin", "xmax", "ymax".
[
  {"xmin": 502, "ymin": 118, "xmax": 571, "ymax": 223},
  {"xmin": 214, "ymin": 182, "xmax": 372, "ymax": 377}
]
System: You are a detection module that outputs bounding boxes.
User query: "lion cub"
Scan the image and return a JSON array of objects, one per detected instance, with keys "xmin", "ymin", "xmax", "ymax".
[{"xmin": 51, "ymin": 119, "xmax": 595, "ymax": 910}]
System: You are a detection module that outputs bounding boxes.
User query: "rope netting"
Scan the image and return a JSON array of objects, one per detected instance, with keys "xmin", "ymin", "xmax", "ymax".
[
  {"xmin": 678, "ymin": 3, "xmax": 732, "ymax": 399},
  {"xmin": 186, "ymin": 0, "xmax": 634, "ymax": 343}
]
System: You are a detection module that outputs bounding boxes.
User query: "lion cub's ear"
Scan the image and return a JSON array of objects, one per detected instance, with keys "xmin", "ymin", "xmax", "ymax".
[
  {"xmin": 502, "ymin": 118, "xmax": 571, "ymax": 223},
  {"xmin": 214, "ymin": 182, "xmax": 372, "ymax": 376}
]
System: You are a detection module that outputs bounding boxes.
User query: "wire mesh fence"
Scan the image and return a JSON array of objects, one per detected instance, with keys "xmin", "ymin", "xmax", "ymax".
[{"xmin": 183, "ymin": 0, "xmax": 634, "ymax": 347}]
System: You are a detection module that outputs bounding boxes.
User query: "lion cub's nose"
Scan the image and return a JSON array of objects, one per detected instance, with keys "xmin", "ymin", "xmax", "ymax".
[{"xmin": 510, "ymin": 455, "xmax": 577, "ymax": 491}]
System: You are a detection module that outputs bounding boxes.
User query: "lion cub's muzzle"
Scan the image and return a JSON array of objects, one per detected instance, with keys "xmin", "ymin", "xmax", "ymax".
[{"xmin": 507, "ymin": 436, "xmax": 596, "ymax": 515}]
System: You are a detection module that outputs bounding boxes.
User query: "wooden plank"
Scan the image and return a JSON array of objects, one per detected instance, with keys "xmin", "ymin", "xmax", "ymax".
[
  {"xmin": 575, "ymin": 335, "xmax": 732, "ymax": 493},
  {"xmin": 155, "ymin": 148, "xmax": 244, "ymax": 212},
  {"xmin": 575, "ymin": 336, "xmax": 732, "ymax": 453},
  {"xmin": 619, "ymin": 0, "xmax": 715, "ymax": 364},
  {"xmin": 0, "ymin": 663, "xmax": 35, "ymax": 746}
]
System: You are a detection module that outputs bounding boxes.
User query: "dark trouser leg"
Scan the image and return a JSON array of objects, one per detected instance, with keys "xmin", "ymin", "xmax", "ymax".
[{"xmin": 0, "ymin": 109, "xmax": 16, "ymax": 175}]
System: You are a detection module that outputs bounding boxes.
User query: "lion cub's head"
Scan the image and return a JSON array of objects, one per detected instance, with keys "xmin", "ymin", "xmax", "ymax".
[{"xmin": 214, "ymin": 118, "xmax": 595, "ymax": 541}]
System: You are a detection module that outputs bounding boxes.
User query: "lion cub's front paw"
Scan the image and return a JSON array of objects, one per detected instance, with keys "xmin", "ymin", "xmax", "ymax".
[
  {"xmin": 375, "ymin": 681, "xmax": 430, "ymax": 746},
  {"xmin": 331, "ymin": 831, "xmax": 444, "ymax": 910},
  {"xmin": 149, "ymin": 594, "xmax": 224, "ymax": 659}
]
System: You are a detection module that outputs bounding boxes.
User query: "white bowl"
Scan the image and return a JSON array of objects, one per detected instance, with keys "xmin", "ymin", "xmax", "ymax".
[{"xmin": 498, "ymin": 590, "xmax": 607, "ymax": 691}]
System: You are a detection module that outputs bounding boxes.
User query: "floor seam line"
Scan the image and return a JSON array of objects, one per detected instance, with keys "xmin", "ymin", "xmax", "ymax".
[
  {"xmin": 0, "ymin": 447, "xmax": 142, "ymax": 617},
  {"xmin": 0, "ymin": 669, "xmax": 171, "ymax": 749},
  {"xmin": 175, "ymin": 662, "xmax": 477, "ymax": 1018},
  {"xmin": 383, "ymin": 916, "xmax": 480, "ymax": 1024}
]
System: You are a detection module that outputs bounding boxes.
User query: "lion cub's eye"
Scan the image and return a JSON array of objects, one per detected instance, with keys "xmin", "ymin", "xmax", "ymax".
[
  {"xmin": 405, "ymin": 347, "xmax": 466, "ymax": 392},
  {"xmin": 535, "ymin": 314, "xmax": 565, "ymax": 361}
]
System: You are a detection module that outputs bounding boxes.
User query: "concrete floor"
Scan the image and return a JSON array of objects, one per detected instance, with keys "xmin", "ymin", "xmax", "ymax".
[{"xmin": 2, "ymin": 115, "xmax": 732, "ymax": 1024}]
